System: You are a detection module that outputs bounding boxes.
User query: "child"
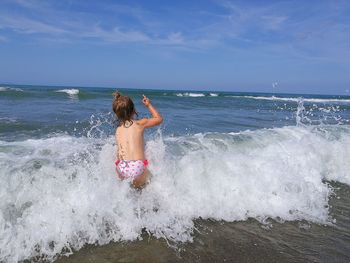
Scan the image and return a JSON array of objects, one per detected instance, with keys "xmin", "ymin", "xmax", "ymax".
[{"xmin": 112, "ymin": 92, "xmax": 163, "ymax": 188}]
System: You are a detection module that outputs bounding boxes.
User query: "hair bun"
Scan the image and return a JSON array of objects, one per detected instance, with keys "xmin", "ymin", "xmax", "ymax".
[{"xmin": 113, "ymin": 91, "xmax": 121, "ymax": 100}]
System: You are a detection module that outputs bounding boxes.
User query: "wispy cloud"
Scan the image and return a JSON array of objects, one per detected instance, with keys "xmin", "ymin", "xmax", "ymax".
[
  {"xmin": 83, "ymin": 26, "xmax": 151, "ymax": 43},
  {"xmin": 194, "ymin": 0, "xmax": 350, "ymax": 61},
  {"xmin": 0, "ymin": 16, "xmax": 67, "ymax": 34},
  {"xmin": 0, "ymin": 0, "xmax": 350, "ymax": 60},
  {"xmin": 0, "ymin": 1, "xmax": 205, "ymax": 49}
]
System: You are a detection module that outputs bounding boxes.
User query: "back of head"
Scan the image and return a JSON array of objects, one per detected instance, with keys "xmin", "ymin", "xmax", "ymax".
[{"xmin": 112, "ymin": 91, "xmax": 136, "ymax": 124}]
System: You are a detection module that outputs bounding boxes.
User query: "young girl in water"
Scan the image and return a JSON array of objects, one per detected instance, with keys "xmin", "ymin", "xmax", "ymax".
[{"xmin": 112, "ymin": 92, "xmax": 163, "ymax": 188}]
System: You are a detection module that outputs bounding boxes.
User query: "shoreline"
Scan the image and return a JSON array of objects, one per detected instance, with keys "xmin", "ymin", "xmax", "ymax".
[{"xmin": 54, "ymin": 182, "xmax": 350, "ymax": 263}]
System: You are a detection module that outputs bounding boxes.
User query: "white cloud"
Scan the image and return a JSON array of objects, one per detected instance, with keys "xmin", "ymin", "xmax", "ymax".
[
  {"xmin": 0, "ymin": 2, "xmax": 196, "ymax": 48},
  {"xmin": 84, "ymin": 26, "xmax": 151, "ymax": 43},
  {"xmin": 0, "ymin": 16, "xmax": 66, "ymax": 34}
]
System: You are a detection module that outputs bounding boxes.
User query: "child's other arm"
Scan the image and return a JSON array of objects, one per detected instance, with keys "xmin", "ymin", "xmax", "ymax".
[{"xmin": 138, "ymin": 95, "xmax": 163, "ymax": 128}]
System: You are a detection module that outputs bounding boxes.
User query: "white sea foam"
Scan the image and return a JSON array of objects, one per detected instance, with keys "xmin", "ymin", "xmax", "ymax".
[
  {"xmin": 55, "ymin": 89, "xmax": 80, "ymax": 96},
  {"xmin": 0, "ymin": 87, "xmax": 23, "ymax": 92},
  {"xmin": 0, "ymin": 117, "xmax": 17, "ymax": 123},
  {"xmin": 228, "ymin": 95, "xmax": 350, "ymax": 104},
  {"xmin": 209, "ymin": 93, "xmax": 219, "ymax": 97},
  {"xmin": 176, "ymin": 92, "xmax": 205, "ymax": 97},
  {"xmin": 0, "ymin": 87, "xmax": 8, "ymax": 91},
  {"xmin": 1, "ymin": 125, "xmax": 350, "ymax": 262}
]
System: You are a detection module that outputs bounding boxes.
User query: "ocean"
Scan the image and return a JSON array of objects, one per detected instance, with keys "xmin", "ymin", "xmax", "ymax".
[{"xmin": 1, "ymin": 85, "xmax": 350, "ymax": 262}]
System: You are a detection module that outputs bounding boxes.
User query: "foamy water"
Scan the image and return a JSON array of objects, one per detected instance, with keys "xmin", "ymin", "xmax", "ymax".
[
  {"xmin": 176, "ymin": 92, "xmax": 205, "ymax": 97},
  {"xmin": 175, "ymin": 92, "xmax": 218, "ymax": 97},
  {"xmin": 0, "ymin": 87, "xmax": 23, "ymax": 92},
  {"xmin": 0, "ymin": 124, "xmax": 350, "ymax": 262},
  {"xmin": 55, "ymin": 89, "xmax": 80, "ymax": 96}
]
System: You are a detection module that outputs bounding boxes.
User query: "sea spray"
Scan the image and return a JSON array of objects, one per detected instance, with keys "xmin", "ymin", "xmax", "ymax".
[
  {"xmin": 293, "ymin": 98, "xmax": 348, "ymax": 126},
  {"xmin": 296, "ymin": 98, "xmax": 306, "ymax": 126},
  {"xmin": 1, "ymin": 124, "xmax": 350, "ymax": 262}
]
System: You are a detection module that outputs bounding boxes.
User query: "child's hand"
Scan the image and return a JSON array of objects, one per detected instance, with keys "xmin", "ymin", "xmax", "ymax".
[{"xmin": 142, "ymin": 95, "xmax": 151, "ymax": 107}]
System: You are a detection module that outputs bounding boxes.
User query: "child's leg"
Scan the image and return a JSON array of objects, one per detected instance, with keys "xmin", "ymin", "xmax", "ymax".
[{"xmin": 132, "ymin": 169, "xmax": 150, "ymax": 188}]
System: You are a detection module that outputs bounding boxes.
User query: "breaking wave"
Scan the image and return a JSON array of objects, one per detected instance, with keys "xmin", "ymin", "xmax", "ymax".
[
  {"xmin": 0, "ymin": 123, "xmax": 350, "ymax": 262},
  {"xmin": 55, "ymin": 89, "xmax": 80, "ymax": 96},
  {"xmin": 0, "ymin": 87, "xmax": 23, "ymax": 92},
  {"xmin": 176, "ymin": 92, "xmax": 206, "ymax": 97}
]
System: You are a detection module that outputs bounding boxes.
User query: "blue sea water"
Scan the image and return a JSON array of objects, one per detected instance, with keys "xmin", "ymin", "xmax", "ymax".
[
  {"xmin": 1, "ymin": 84, "xmax": 350, "ymax": 262},
  {"xmin": 1, "ymin": 85, "xmax": 350, "ymax": 140}
]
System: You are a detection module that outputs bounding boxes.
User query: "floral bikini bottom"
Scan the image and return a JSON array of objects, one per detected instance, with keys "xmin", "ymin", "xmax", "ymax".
[{"xmin": 115, "ymin": 159, "xmax": 148, "ymax": 180}]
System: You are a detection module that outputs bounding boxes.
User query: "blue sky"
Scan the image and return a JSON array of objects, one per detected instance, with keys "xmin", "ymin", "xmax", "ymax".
[{"xmin": 0, "ymin": 0, "xmax": 349, "ymax": 94}]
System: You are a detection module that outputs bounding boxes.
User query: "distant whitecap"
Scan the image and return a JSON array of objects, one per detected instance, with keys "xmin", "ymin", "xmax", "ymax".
[
  {"xmin": 176, "ymin": 92, "xmax": 205, "ymax": 97},
  {"xmin": 0, "ymin": 87, "xmax": 23, "ymax": 92},
  {"xmin": 56, "ymin": 89, "xmax": 80, "ymax": 96}
]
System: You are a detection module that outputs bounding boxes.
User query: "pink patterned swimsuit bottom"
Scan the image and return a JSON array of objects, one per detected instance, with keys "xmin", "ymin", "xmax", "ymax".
[{"xmin": 115, "ymin": 159, "xmax": 148, "ymax": 180}]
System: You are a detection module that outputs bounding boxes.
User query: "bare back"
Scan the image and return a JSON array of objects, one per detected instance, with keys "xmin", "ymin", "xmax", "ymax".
[
  {"xmin": 113, "ymin": 94, "xmax": 163, "ymax": 188},
  {"xmin": 116, "ymin": 120, "xmax": 145, "ymax": 161}
]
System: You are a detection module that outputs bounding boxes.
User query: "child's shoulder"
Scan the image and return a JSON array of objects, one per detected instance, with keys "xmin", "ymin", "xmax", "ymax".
[{"xmin": 136, "ymin": 118, "xmax": 148, "ymax": 126}]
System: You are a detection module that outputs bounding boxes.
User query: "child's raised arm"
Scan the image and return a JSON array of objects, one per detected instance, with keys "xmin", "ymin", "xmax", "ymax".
[{"xmin": 137, "ymin": 95, "xmax": 163, "ymax": 128}]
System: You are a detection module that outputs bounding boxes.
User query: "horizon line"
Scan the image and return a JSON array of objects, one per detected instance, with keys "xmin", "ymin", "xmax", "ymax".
[{"xmin": 1, "ymin": 82, "xmax": 349, "ymax": 97}]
